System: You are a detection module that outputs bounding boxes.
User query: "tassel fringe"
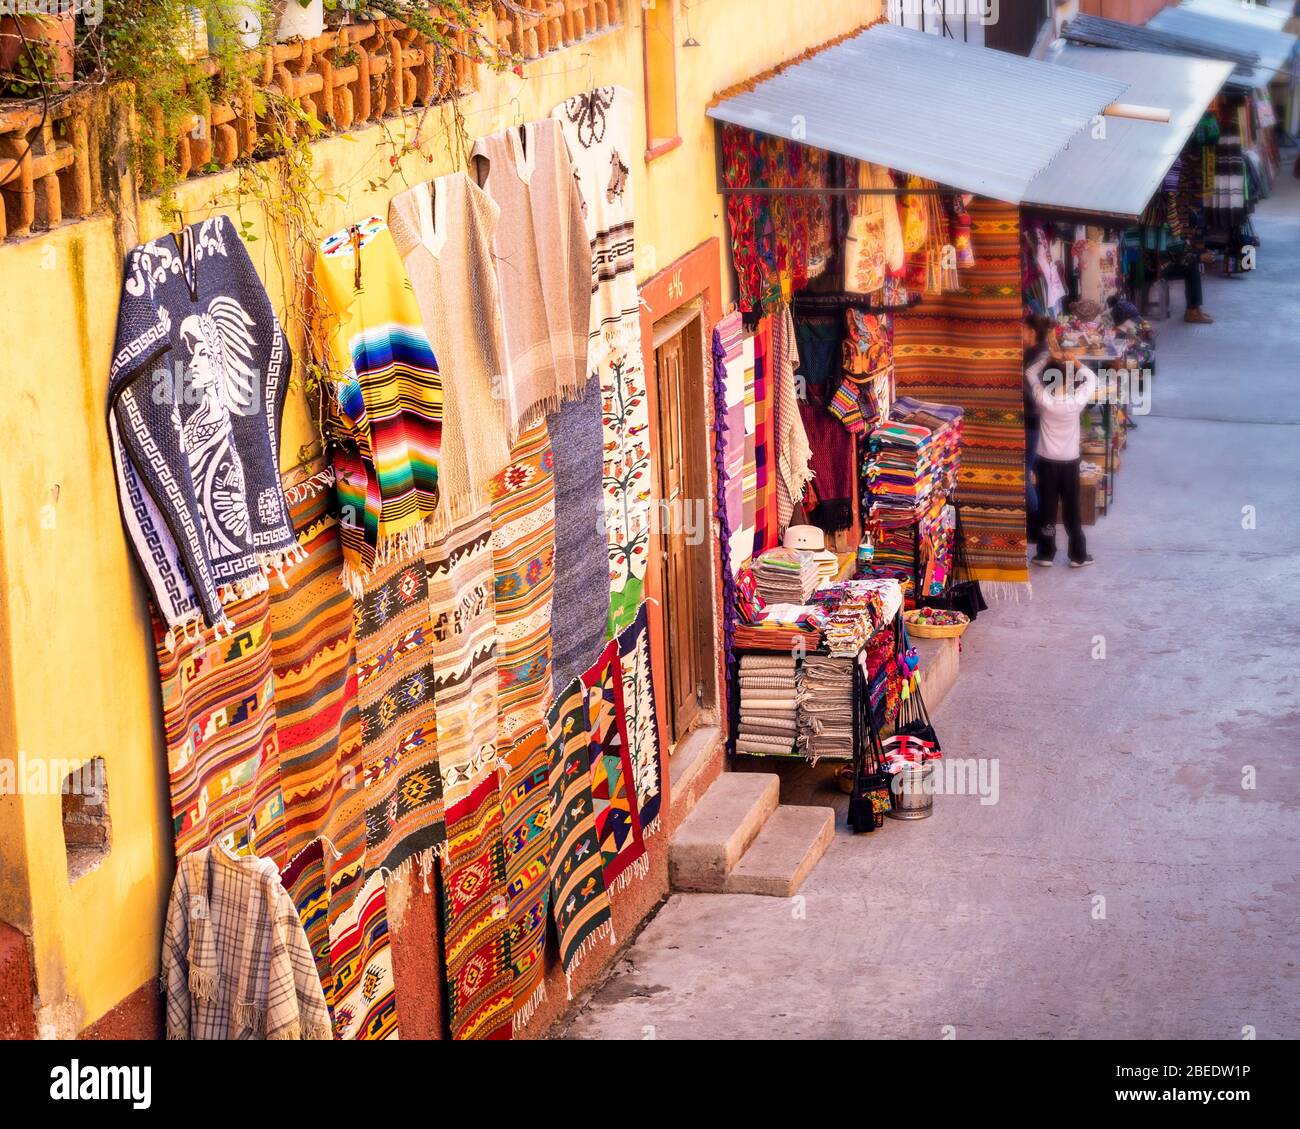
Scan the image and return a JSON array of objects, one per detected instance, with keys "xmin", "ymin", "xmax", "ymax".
[
  {"xmin": 608, "ymin": 851, "xmax": 651, "ymax": 897},
  {"xmin": 562, "ymin": 917, "xmax": 617, "ymax": 1000},
  {"xmin": 512, "ymin": 980, "xmax": 548, "ymax": 1029}
]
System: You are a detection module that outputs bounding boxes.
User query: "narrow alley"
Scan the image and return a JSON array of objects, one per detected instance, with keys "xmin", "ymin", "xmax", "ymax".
[{"xmin": 564, "ymin": 175, "xmax": 1300, "ymax": 1041}]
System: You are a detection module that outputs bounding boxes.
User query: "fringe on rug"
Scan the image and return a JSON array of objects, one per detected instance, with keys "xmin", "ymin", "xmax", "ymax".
[
  {"xmin": 512, "ymin": 979, "xmax": 548, "ymax": 1030},
  {"xmin": 640, "ymin": 813, "xmax": 662, "ymax": 840},
  {"xmin": 563, "ymin": 917, "xmax": 618, "ymax": 1000},
  {"xmin": 339, "ymin": 514, "xmax": 443, "ymax": 598},
  {"xmin": 283, "ymin": 467, "xmax": 336, "ymax": 506},
  {"xmin": 981, "ymin": 580, "xmax": 1032, "ymax": 603},
  {"xmin": 608, "ymin": 851, "xmax": 651, "ymax": 896}
]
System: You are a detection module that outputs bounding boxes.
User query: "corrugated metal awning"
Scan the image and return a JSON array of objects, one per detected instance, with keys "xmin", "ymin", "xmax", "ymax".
[
  {"xmin": 705, "ymin": 23, "xmax": 1128, "ymax": 204},
  {"xmin": 1023, "ymin": 45, "xmax": 1235, "ymax": 220},
  {"xmin": 1061, "ymin": 12, "xmax": 1270, "ymax": 91},
  {"xmin": 1149, "ymin": 6, "xmax": 1298, "ymax": 75}
]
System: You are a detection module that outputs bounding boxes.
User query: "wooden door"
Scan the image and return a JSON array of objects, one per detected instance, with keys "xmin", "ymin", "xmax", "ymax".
[{"xmin": 655, "ymin": 329, "xmax": 701, "ymax": 741}]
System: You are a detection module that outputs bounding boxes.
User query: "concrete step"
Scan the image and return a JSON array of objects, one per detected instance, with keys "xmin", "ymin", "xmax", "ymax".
[
  {"xmin": 914, "ymin": 635, "xmax": 960, "ymax": 711},
  {"xmin": 669, "ymin": 772, "xmax": 779, "ymax": 892},
  {"xmin": 724, "ymin": 805, "xmax": 835, "ymax": 897}
]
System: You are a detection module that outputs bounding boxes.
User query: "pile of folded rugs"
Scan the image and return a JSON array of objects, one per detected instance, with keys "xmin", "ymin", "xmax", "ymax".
[
  {"xmin": 797, "ymin": 655, "xmax": 856, "ymax": 762},
  {"xmin": 735, "ymin": 653, "xmax": 799, "ymax": 757},
  {"xmin": 866, "ymin": 397, "xmax": 962, "ymax": 525},
  {"xmin": 752, "ymin": 547, "xmax": 820, "ymax": 605}
]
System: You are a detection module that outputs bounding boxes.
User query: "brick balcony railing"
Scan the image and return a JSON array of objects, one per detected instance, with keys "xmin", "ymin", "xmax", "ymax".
[{"xmin": 0, "ymin": 2, "xmax": 623, "ymax": 243}]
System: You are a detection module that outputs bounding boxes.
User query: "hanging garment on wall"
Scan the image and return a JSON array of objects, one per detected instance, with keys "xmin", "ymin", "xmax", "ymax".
[
  {"xmin": 712, "ymin": 324, "xmax": 740, "ymax": 673},
  {"xmin": 353, "ymin": 554, "xmax": 445, "ymax": 882},
  {"xmin": 799, "ymin": 398, "xmax": 856, "ymax": 534},
  {"xmin": 716, "ymin": 312, "xmax": 755, "ymax": 573},
  {"xmin": 489, "ymin": 419, "xmax": 557, "ymax": 744},
  {"xmin": 315, "ymin": 217, "xmax": 443, "ymax": 593},
  {"xmin": 774, "ymin": 304, "xmax": 819, "ymax": 536},
  {"xmin": 844, "ymin": 161, "xmax": 904, "ymax": 297},
  {"xmin": 280, "ymin": 841, "xmax": 335, "ymax": 1017},
  {"xmin": 548, "ymin": 380, "xmax": 613, "ymax": 694},
  {"xmin": 546, "ymin": 678, "xmax": 614, "ymax": 994},
  {"xmin": 268, "ymin": 468, "xmax": 366, "ymax": 920},
  {"xmin": 616, "ymin": 603, "xmax": 663, "ymax": 838},
  {"xmin": 498, "ymin": 722, "xmax": 551, "ymax": 1029},
  {"xmin": 327, "ymin": 869, "xmax": 399, "ymax": 1040},
  {"xmin": 582, "ymin": 640, "xmax": 646, "ymax": 893},
  {"xmin": 893, "ymin": 200, "xmax": 1028, "ymax": 593},
  {"xmin": 442, "ymin": 769, "xmax": 514, "ymax": 1041},
  {"xmin": 162, "ymin": 846, "xmax": 332, "ymax": 1040},
  {"xmin": 471, "ymin": 120, "xmax": 593, "ymax": 434},
  {"xmin": 109, "ymin": 216, "xmax": 298, "ymax": 632},
  {"xmin": 722, "ymin": 125, "xmax": 774, "ymax": 315},
  {"xmin": 553, "ymin": 85, "xmax": 651, "ymax": 635},
  {"xmin": 154, "ymin": 589, "xmax": 285, "ymax": 867},
  {"xmin": 388, "ymin": 173, "xmax": 512, "ymax": 524},
  {"xmin": 751, "ymin": 318, "xmax": 779, "ymax": 558},
  {"xmin": 426, "ymin": 508, "xmax": 499, "ymax": 805}
]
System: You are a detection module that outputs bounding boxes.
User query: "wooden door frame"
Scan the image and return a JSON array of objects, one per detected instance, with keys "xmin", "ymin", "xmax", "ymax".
[{"xmin": 637, "ymin": 239, "xmax": 725, "ymax": 784}]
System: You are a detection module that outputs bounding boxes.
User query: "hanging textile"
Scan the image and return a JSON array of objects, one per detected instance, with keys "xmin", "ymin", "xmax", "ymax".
[
  {"xmin": 616, "ymin": 603, "xmax": 663, "ymax": 838},
  {"xmin": 771, "ymin": 305, "xmax": 814, "ymax": 535},
  {"xmin": 162, "ymin": 846, "xmax": 332, "ymax": 1040},
  {"xmin": 716, "ymin": 312, "xmax": 754, "ymax": 573},
  {"xmin": 108, "ymin": 216, "xmax": 298, "ymax": 633},
  {"xmin": 712, "ymin": 324, "xmax": 740, "ymax": 672},
  {"xmin": 441, "ymin": 770, "xmax": 514, "ymax": 1040},
  {"xmin": 548, "ymin": 379, "xmax": 613, "ymax": 695},
  {"xmin": 546, "ymin": 678, "xmax": 615, "ymax": 993},
  {"xmin": 844, "ymin": 161, "xmax": 904, "ymax": 296},
  {"xmin": 280, "ymin": 841, "xmax": 334, "ymax": 1017},
  {"xmin": 353, "ymin": 554, "xmax": 445, "ymax": 882},
  {"xmin": 582, "ymin": 640, "xmax": 646, "ymax": 892},
  {"xmin": 327, "ymin": 870, "xmax": 399, "ymax": 1040},
  {"xmin": 315, "ymin": 217, "xmax": 443, "ymax": 593},
  {"xmin": 892, "ymin": 200, "xmax": 1028, "ymax": 593},
  {"xmin": 552, "ymin": 88, "xmax": 652, "ymax": 633},
  {"xmin": 388, "ymin": 172, "xmax": 512, "ymax": 524},
  {"xmin": 489, "ymin": 419, "xmax": 557, "ymax": 744},
  {"xmin": 268, "ymin": 467, "xmax": 366, "ymax": 918},
  {"xmin": 471, "ymin": 120, "xmax": 593, "ymax": 435},
  {"xmin": 498, "ymin": 722, "xmax": 551, "ymax": 1029},
  {"xmin": 154, "ymin": 588, "xmax": 285, "ymax": 867},
  {"xmin": 798, "ymin": 399, "xmax": 856, "ymax": 533},
  {"xmin": 426, "ymin": 508, "xmax": 499, "ymax": 805}
]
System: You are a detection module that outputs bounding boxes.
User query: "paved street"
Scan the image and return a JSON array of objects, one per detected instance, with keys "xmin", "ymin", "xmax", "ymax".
[{"xmin": 564, "ymin": 170, "xmax": 1300, "ymax": 1040}]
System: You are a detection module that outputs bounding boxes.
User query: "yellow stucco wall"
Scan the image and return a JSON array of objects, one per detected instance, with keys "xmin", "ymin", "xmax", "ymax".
[{"xmin": 0, "ymin": 0, "xmax": 878, "ymax": 1035}]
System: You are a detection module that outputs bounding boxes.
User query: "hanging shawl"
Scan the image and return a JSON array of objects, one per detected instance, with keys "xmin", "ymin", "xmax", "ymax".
[
  {"xmin": 314, "ymin": 217, "xmax": 444, "ymax": 594},
  {"xmin": 108, "ymin": 216, "xmax": 298, "ymax": 634},
  {"xmin": 772, "ymin": 306, "xmax": 814, "ymax": 532},
  {"xmin": 471, "ymin": 120, "xmax": 593, "ymax": 436}
]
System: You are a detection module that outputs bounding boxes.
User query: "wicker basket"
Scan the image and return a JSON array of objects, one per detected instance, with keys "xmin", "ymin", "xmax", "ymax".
[{"xmin": 904, "ymin": 613, "xmax": 968, "ymax": 639}]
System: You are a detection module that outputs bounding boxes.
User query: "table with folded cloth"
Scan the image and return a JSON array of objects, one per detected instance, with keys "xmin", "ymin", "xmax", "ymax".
[{"xmin": 736, "ymin": 653, "xmax": 800, "ymax": 757}]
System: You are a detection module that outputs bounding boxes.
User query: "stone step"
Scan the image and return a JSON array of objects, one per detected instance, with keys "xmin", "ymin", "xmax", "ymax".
[
  {"xmin": 669, "ymin": 772, "xmax": 779, "ymax": 892},
  {"xmin": 724, "ymin": 805, "xmax": 836, "ymax": 897},
  {"xmin": 914, "ymin": 635, "xmax": 960, "ymax": 711}
]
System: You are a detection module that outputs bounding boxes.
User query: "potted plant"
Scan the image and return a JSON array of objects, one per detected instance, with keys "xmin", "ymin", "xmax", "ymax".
[{"xmin": 0, "ymin": 10, "xmax": 76, "ymax": 95}]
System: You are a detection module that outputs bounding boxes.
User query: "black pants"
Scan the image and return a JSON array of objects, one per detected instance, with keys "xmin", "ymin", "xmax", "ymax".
[
  {"xmin": 1162, "ymin": 258, "xmax": 1203, "ymax": 309},
  {"xmin": 1035, "ymin": 457, "xmax": 1087, "ymax": 564}
]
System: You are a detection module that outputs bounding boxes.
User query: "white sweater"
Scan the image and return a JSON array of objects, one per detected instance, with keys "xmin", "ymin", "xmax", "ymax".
[{"xmin": 1028, "ymin": 356, "xmax": 1097, "ymax": 462}]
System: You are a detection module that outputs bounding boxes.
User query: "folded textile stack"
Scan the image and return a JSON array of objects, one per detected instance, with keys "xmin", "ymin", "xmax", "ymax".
[
  {"xmin": 892, "ymin": 396, "xmax": 963, "ymax": 501},
  {"xmin": 752, "ymin": 547, "xmax": 820, "ymax": 605},
  {"xmin": 810, "ymin": 578, "xmax": 902, "ymax": 656},
  {"xmin": 866, "ymin": 398, "xmax": 963, "ymax": 525},
  {"xmin": 734, "ymin": 624, "xmax": 821, "ymax": 652},
  {"xmin": 736, "ymin": 654, "xmax": 799, "ymax": 757},
  {"xmin": 814, "ymin": 550, "xmax": 840, "ymax": 583},
  {"xmin": 797, "ymin": 655, "xmax": 855, "ymax": 761}
]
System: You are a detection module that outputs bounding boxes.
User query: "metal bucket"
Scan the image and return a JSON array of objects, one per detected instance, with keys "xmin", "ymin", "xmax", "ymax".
[{"xmin": 887, "ymin": 761, "xmax": 935, "ymax": 820}]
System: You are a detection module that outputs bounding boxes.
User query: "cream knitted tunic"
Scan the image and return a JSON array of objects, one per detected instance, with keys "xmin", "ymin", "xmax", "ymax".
[
  {"xmin": 471, "ymin": 120, "xmax": 593, "ymax": 433},
  {"xmin": 389, "ymin": 172, "xmax": 512, "ymax": 522}
]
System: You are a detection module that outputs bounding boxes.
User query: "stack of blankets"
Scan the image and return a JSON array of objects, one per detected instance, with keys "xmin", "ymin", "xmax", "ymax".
[
  {"xmin": 735, "ymin": 653, "xmax": 799, "ymax": 757},
  {"xmin": 866, "ymin": 399, "xmax": 963, "ymax": 525},
  {"xmin": 752, "ymin": 548, "xmax": 820, "ymax": 606},
  {"xmin": 797, "ymin": 655, "xmax": 856, "ymax": 762}
]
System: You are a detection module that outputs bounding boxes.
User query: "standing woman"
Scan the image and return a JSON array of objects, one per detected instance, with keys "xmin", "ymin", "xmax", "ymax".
[
  {"xmin": 1027, "ymin": 345, "xmax": 1097, "ymax": 569},
  {"xmin": 1021, "ymin": 314, "xmax": 1053, "ymax": 546}
]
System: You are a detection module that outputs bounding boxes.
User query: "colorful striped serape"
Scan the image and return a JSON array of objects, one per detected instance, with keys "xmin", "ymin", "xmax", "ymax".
[
  {"xmin": 716, "ymin": 312, "xmax": 756, "ymax": 573},
  {"xmin": 499, "ymin": 723, "xmax": 552, "ymax": 1029},
  {"xmin": 546, "ymin": 678, "xmax": 615, "ymax": 993},
  {"xmin": 892, "ymin": 200, "xmax": 1028, "ymax": 593},
  {"xmin": 617, "ymin": 603, "xmax": 663, "ymax": 837},
  {"xmin": 328, "ymin": 870, "xmax": 399, "ymax": 1040},
  {"xmin": 489, "ymin": 419, "xmax": 557, "ymax": 743},
  {"xmin": 751, "ymin": 316, "xmax": 780, "ymax": 558}
]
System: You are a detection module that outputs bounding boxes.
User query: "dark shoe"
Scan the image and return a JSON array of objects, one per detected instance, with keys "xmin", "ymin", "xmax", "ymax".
[
  {"xmin": 1069, "ymin": 556, "xmax": 1095, "ymax": 569},
  {"xmin": 1031, "ymin": 556, "xmax": 1054, "ymax": 568}
]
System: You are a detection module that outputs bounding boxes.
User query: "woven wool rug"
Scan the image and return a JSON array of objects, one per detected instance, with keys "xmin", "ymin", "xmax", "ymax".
[
  {"xmin": 892, "ymin": 199, "xmax": 1029, "ymax": 593},
  {"xmin": 716, "ymin": 312, "xmax": 758, "ymax": 571},
  {"xmin": 582, "ymin": 640, "xmax": 646, "ymax": 893},
  {"xmin": 269, "ymin": 469, "xmax": 367, "ymax": 918},
  {"xmin": 498, "ymin": 722, "xmax": 552, "ymax": 1029},
  {"xmin": 616, "ymin": 603, "xmax": 663, "ymax": 838},
  {"xmin": 548, "ymin": 379, "xmax": 613, "ymax": 695},
  {"xmin": 442, "ymin": 771, "xmax": 514, "ymax": 1040},
  {"xmin": 281, "ymin": 840, "xmax": 335, "ymax": 1017},
  {"xmin": 328, "ymin": 869, "xmax": 399, "ymax": 1040},
  {"xmin": 354, "ymin": 555, "xmax": 445, "ymax": 883},
  {"xmin": 546, "ymin": 678, "xmax": 614, "ymax": 993},
  {"xmin": 489, "ymin": 419, "xmax": 557, "ymax": 743},
  {"xmin": 751, "ymin": 316, "xmax": 779, "ymax": 558},
  {"xmin": 426, "ymin": 508, "xmax": 499, "ymax": 803},
  {"xmin": 154, "ymin": 591, "xmax": 285, "ymax": 867}
]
